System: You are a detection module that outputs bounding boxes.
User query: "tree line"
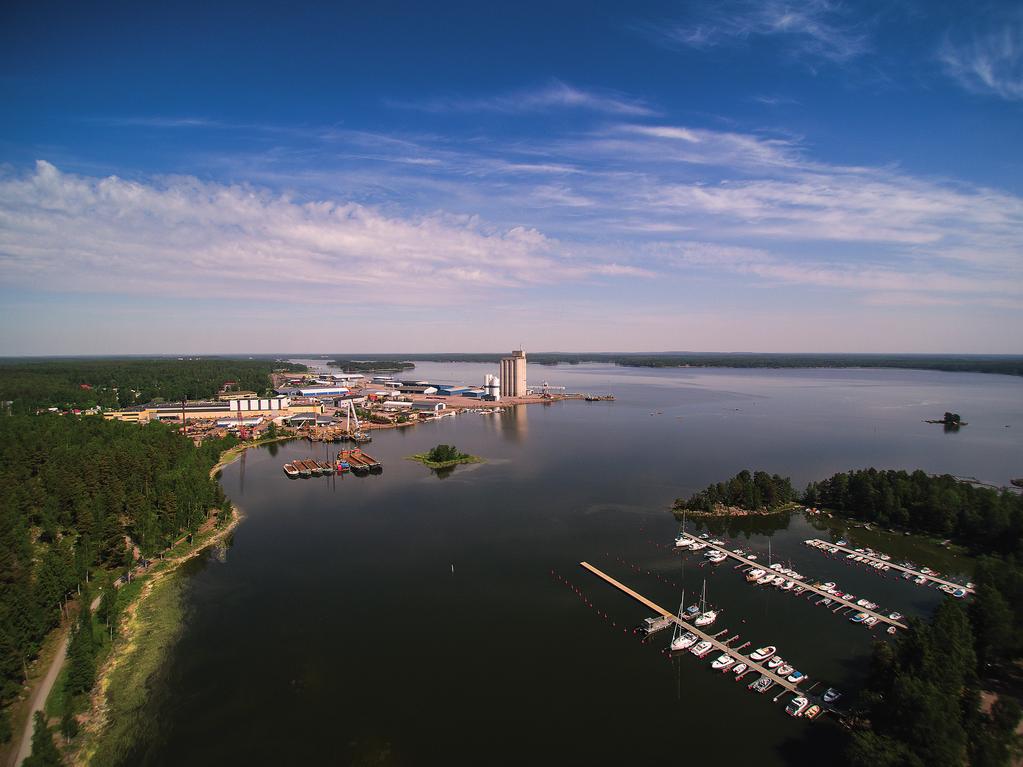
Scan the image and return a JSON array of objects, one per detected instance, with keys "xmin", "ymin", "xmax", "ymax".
[
  {"xmin": 674, "ymin": 469, "xmax": 797, "ymax": 512},
  {"xmin": 0, "ymin": 358, "xmax": 307, "ymax": 414},
  {"xmin": 313, "ymin": 352, "xmax": 1023, "ymax": 377},
  {"xmin": 0, "ymin": 414, "xmax": 236, "ymax": 745},
  {"xmin": 804, "ymin": 468, "xmax": 1023, "ymax": 554}
]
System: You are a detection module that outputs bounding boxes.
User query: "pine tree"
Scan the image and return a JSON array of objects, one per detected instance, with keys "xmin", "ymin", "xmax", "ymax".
[{"xmin": 23, "ymin": 712, "xmax": 61, "ymax": 767}]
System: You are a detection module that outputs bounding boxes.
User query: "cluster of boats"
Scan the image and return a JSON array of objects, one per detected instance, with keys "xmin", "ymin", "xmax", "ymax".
[
  {"xmin": 675, "ymin": 533, "xmax": 759, "ymax": 563},
  {"xmin": 282, "ymin": 449, "xmax": 382, "ymax": 478},
  {"xmin": 744, "ymin": 563, "xmax": 807, "ymax": 591},
  {"xmin": 669, "ymin": 626, "xmax": 837, "ymax": 719},
  {"xmin": 806, "ymin": 539, "xmax": 972, "ymax": 597}
]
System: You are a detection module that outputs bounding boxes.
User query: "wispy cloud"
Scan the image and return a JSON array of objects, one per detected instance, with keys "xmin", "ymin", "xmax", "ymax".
[
  {"xmin": 939, "ymin": 13, "xmax": 1023, "ymax": 101},
  {"xmin": 387, "ymin": 80, "xmax": 656, "ymax": 116},
  {"xmin": 646, "ymin": 0, "xmax": 870, "ymax": 65}
]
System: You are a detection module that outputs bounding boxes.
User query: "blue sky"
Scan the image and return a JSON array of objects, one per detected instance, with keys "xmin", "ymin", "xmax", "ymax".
[{"xmin": 1, "ymin": 0, "xmax": 1021, "ymax": 354}]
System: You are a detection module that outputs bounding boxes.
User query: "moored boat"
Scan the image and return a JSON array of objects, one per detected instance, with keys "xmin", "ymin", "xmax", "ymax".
[
  {"xmin": 690, "ymin": 641, "xmax": 713, "ymax": 657},
  {"xmin": 711, "ymin": 653, "xmax": 736, "ymax": 670},
  {"xmin": 732, "ymin": 663, "xmax": 748, "ymax": 676},
  {"xmin": 786, "ymin": 696, "xmax": 809, "ymax": 717},
  {"xmin": 283, "ymin": 463, "xmax": 299, "ymax": 478},
  {"xmin": 750, "ymin": 645, "xmax": 776, "ymax": 661},
  {"xmin": 767, "ymin": 656, "xmax": 784, "ymax": 669},
  {"xmin": 804, "ymin": 704, "xmax": 822, "ymax": 720},
  {"xmin": 749, "ymin": 675, "xmax": 774, "ymax": 693},
  {"xmin": 822, "ymin": 687, "xmax": 842, "ymax": 704}
]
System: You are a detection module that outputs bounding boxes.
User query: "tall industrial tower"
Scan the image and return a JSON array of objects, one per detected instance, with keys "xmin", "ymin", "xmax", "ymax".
[{"xmin": 499, "ymin": 350, "xmax": 527, "ymax": 397}]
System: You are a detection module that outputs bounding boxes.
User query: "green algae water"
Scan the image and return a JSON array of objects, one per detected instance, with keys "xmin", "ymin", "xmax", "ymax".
[{"xmin": 113, "ymin": 365, "xmax": 1023, "ymax": 766}]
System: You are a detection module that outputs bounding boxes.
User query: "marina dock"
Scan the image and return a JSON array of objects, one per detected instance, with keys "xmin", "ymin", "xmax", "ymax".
[
  {"xmin": 580, "ymin": 562, "xmax": 803, "ymax": 697},
  {"xmin": 678, "ymin": 533, "xmax": 908, "ymax": 630},
  {"xmin": 805, "ymin": 538, "xmax": 975, "ymax": 595}
]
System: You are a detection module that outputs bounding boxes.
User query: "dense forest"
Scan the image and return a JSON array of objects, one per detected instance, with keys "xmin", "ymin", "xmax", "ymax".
[
  {"xmin": 310, "ymin": 352, "xmax": 1023, "ymax": 377},
  {"xmin": 674, "ymin": 469, "xmax": 796, "ymax": 512},
  {"xmin": 0, "ymin": 415, "xmax": 236, "ymax": 742},
  {"xmin": 804, "ymin": 469, "xmax": 1023, "ymax": 555},
  {"xmin": 0, "ymin": 358, "xmax": 307, "ymax": 414},
  {"xmin": 848, "ymin": 599, "xmax": 1021, "ymax": 767}
]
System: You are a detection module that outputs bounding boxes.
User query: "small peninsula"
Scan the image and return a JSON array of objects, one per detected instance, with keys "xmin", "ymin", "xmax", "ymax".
[
  {"xmin": 408, "ymin": 444, "xmax": 484, "ymax": 470},
  {"xmin": 673, "ymin": 469, "xmax": 797, "ymax": 516}
]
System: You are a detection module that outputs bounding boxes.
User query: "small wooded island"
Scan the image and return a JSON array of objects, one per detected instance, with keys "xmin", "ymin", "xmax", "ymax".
[
  {"xmin": 673, "ymin": 469, "xmax": 797, "ymax": 516},
  {"xmin": 925, "ymin": 411, "xmax": 968, "ymax": 427},
  {"xmin": 407, "ymin": 444, "xmax": 484, "ymax": 469}
]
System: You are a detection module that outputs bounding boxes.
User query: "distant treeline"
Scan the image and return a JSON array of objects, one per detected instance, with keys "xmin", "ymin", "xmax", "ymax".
[
  {"xmin": 0, "ymin": 415, "xmax": 236, "ymax": 740},
  {"xmin": 674, "ymin": 469, "xmax": 796, "ymax": 512},
  {"xmin": 0, "ymin": 358, "xmax": 307, "ymax": 413},
  {"xmin": 309, "ymin": 352, "xmax": 1023, "ymax": 377},
  {"xmin": 328, "ymin": 359, "xmax": 416, "ymax": 373},
  {"xmin": 805, "ymin": 469, "xmax": 1023, "ymax": 555}
]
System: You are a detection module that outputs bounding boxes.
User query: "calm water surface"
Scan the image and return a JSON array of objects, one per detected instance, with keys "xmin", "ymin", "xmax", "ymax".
[{"xmin": 122, "ymin": 365, "xmax": 1023, "ymax": 766}]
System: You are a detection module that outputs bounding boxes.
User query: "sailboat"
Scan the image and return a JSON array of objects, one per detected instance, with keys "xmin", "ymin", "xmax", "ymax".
[
  {"xmin": 694, "ymin": 579, "xmax": 718, "ymax": 626},
  {"xmin": 670, "ymin": 592, "xmax": 698, "ymax": 652}
]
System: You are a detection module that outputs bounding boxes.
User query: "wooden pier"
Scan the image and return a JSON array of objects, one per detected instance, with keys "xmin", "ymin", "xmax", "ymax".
[
  {"xmin": 679, "ymin": 534, "xmax": 908, "ymax": 630},
  {"xmin": 805, "ymin": 539, "xmax": 974, "ymax": 595},
  {"xmin": 579, "ymin": 562, "xmax": 802, "ymax": 697}
]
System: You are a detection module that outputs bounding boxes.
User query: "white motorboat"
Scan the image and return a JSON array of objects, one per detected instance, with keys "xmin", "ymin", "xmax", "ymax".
[
  {"xmin": 757, "ymin": 573, "xmax": 774, "ymax": 585},
  {"xmin": 888, "ymin": 612, "xmax": 903, "ymax": 620},
  {"xmin": 767, "ymin": 656, "xmax": 784, "ymax": 669},
  {"xmin": 690, "ymin": 641, "xmax": 713, "ymax": 657},
  {"xmin": 786, "ymin": 696, "xmax": 809, "ymax": 717},
  {"xmin": 674, "ymin": 535, "xmax": 692, "ymax": 548},
  {"xmin": 689, "ymin": 541, "xmax": 708, "ymax": 551},
  {"xmin": 750, "ymin": 646, "xmax": 776, "ymax": 661},
  {"xmin": 788, "ymin": 671, "xmax": 806, "ymax": 683},
  {"xmin": 732, "ymin": 663, "xmax": 748, "ymax": 676},
  {"xmin": 777, "ymin": 664, "xmax": 794, "ymax": 676},
  {"xmin": 781, "ymin": 580, "xmax": 795, "ymax": 591},
  {"xmin": 746, "ymin": 568, "xmax": 766, "ymax": 582},
  {"xmin": 749, "ymin": 676, "xmax": 775, "ymax": 693},
  {"xmin": 711, "ymin": 653, "xmax": 736, "ymax": 670}
]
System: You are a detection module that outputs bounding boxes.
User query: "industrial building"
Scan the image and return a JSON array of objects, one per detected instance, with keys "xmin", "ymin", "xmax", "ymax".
[
  {"xmin": 412, "ymin": 401, "xmax": 447, "ymax": 413},
  {"xmin": 103, "ymin": 394, "xmax": 321, "ymax": 423},
  {"xmin": 398, "ymin": 384, "xmax": 438, "ymax": 395},
  {"xmin": 499, "ymin": 350, "xmax": 527, "ymax": 397},
  {"xmin": 276, "ymin": 385, "xmax": 350, "ymax": 398}
]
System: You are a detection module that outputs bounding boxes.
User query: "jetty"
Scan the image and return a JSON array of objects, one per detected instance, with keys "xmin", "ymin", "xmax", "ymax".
[
  {"xmin": 678, "ymin": 533, "xmax": 908, "ymax": 629},
  {"xmin": 805, "ymin": 539, "xmax": 975, "ymax": 595},
  {"xmin": 580, "ymin": 562, "xmax": 803, "ymax": 697}
]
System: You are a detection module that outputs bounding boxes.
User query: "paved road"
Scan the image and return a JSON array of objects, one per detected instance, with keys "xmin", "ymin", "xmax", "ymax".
[{"xmin": 11, "ymin": 595, "xmax": 101, "ymax": 767}]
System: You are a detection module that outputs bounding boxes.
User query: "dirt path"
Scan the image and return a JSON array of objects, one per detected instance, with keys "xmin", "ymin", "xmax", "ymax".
[{"xmin": 10, "ymin": 595, "xmax": 101, "ymax": 767}]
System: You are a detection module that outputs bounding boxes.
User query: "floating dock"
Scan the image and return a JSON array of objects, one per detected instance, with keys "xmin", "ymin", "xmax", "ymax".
[
  {"xmin": 678, "ymin": 533, "xmax": 908, "ymax": 629},
  {"xmin": 805, "ymin": 539, "xmax": 974, "ymax": 595},
  {"xmin": 579, "ymin": 562, "xmax": 803, "ymax": 697}
]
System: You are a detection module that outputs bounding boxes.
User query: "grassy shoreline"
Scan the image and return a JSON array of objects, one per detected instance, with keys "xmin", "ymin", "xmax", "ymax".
[{"xmin": 69, "ymin": 439, "xmax": 261, "ymax": 764}]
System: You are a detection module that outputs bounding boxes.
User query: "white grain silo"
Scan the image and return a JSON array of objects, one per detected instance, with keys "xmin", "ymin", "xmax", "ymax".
[{"xmin": 484, "ymin": 374, "xmax": 501, "ymax": 401}]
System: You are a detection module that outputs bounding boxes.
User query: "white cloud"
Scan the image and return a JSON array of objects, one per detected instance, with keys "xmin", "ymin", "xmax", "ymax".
[
  {"xmin": 939, "ymin": 15, "xmax": 1023, "ymax": 101},
  {"xmin": 387, "ymin": 80, "xmax": 656, "ymax": 116},
  {"xmin": 0, "ymin": 162, "xmax": 644, "ymax": 306},
  {"xmin": 649, "ymin": 0, "xmax": 870, "ymax": 64}
]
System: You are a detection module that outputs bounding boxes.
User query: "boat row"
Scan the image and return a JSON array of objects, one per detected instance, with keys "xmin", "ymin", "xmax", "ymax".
[
  {"xmin": 283, "ymin": 459, "xmax": 336, "ymax": 477},
  {"xmin": 745, "ymin": 568, "xmax": 805, "ymax": 592},
  {"xmin": 805, "ymin": 538, "xmax": 973, "ymax": 595}
]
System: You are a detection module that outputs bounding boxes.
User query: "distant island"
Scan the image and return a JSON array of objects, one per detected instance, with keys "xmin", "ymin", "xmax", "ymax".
[
  {"xmin": 408, "ymin": 444, "xmax": 483, "ymax": 470},
  {"xmin": 673, "ymin": 469, "xmax": 797, "ymax": 516},
  {"xmin": 329, "ymin": 359, "xmax": 416, "ymax": 373},
  {"xmin": 925, "ymin": 411, "xmax": 967, "ymax": 427}
]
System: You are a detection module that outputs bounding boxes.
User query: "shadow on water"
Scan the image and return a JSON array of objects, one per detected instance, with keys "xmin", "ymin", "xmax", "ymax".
[{"xmin": 688, "ymin": 512, "xmax": 794, "ymax": 539}]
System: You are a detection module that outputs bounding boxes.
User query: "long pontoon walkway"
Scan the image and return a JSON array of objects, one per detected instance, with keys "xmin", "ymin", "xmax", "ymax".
[
  {"xmin": 580, "ymin": 562, "xmax": 801, "ymax": 697},
  {"xmin": 805, "ymin": 538, "xmax": 974, "ymax": 595},
  {"xmin": 678, "ymin": 533, "xmax": 909, "ymax": 630}
]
